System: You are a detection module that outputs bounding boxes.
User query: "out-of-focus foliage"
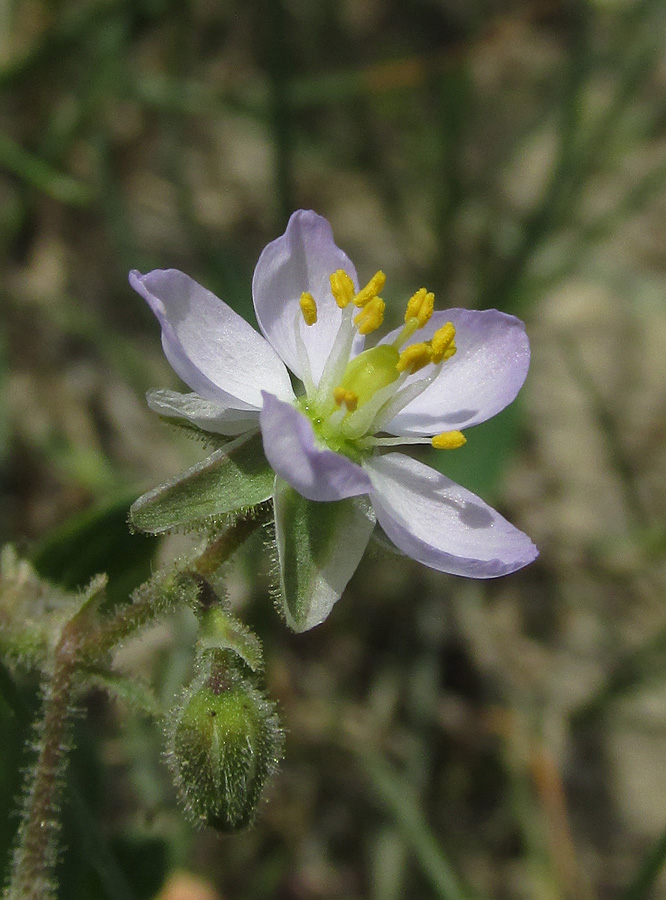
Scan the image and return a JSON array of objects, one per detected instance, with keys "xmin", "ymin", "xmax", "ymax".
[{"xmin": 2, "ymin": 1, "xmax": 666, "ymax": 898}]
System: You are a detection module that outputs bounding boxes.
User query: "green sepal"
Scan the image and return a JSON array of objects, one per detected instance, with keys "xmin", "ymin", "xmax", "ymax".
[
  {"xmin": 130, "ymin": 431, "xmax": 274, "ymax": 534},
  {"xmin": 167, "ymin": 651, "xmax": 284, "ymax": 832},
  {"xmin": 198, "ymin": 605, "xmax": 264, "ymax": 674},
  {"xmin": 273, "ymin": 478, "xmax": 376, "ymax": 633}
]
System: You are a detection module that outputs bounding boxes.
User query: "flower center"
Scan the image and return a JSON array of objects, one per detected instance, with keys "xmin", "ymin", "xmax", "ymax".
[
  {"xmin": 337, "ymin": 344, "xmax": 400, "ymax": 409},
  {"xmin": 296, "ymin": 270, "xmax": 466, "ymax": 458}
]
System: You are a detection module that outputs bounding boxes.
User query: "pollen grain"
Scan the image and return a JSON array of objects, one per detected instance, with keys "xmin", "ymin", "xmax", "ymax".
[
  {"xmin": 430, "ymin": 322, "xmax": 456, "ymax": 363},
  {"xmin": 404, "ymin": 288, "xmax": 435, "ymax": 328}
]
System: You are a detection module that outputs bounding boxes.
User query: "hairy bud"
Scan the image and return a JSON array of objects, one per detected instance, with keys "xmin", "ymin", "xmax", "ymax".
[{"xmin": 167, "ymin": 651, "xmax": 284, "ymax": 832}]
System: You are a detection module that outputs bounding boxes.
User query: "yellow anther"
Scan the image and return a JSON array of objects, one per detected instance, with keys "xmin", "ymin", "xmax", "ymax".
[
  {"xmin": 431, "ymin": 430, "xmax": 466, "ymax": 450},
  {"xmin": 354, "ymin": 270, "xmax": 386, "ymax": 307},
  {"xmin": 300, "ymin": 291, "xmax": 318, "ymax": 325},
  {"xmin": 396, "ymin": 342, "xmax": 432, "ymax": 374},
  {"xmin": 329, "ymin": 270, "xmax": 355, "ymax": 309},
  {"xmin": 354, "ymin": 295, "xmax": 385, "ymax": 335},
  {"xmin": 333, "ymin": 387, "xmax": 359, "ymax": 411},
  {"xmin": 404, "ymin": 288, "xmax": 435, "ymax": 328},
  {"xmin": 430, "ymin": 322, "xmax": 456, "ymax": 364}
]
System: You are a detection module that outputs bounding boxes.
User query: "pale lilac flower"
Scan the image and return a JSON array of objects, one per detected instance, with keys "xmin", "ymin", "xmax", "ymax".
[{"xmin": 130, "ymin": 210, "xmax": 537, "ymax": 630}]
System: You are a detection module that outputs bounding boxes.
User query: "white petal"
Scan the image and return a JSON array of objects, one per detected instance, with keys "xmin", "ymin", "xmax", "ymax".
[
  {"xmin": 259, "ymin": 393, "xmax": 372, "ymax": 502},
  {"xmin": 252, "ymin": 210, "xmax": 362, "ymax": 384},
  {"xmin": 383, "ymin": 308, "xmax": 530, "ymax": 434},
  {"xmin": 365, "ymin": 453, "xmax": 538, "ymax": 577},
  {"xmin": 146, "ymin": 389, "xmax": 260, "ymax": 436},
  {"xmin": 130, "ymin": 269, "xmax": 294, "ymax": 410}
]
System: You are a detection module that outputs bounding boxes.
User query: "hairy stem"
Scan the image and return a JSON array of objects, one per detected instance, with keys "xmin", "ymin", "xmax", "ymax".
[
  {"xmin": 83, "ymin": 503, "xmax": 271, "ymax": 660},
  {"xmin": 4, "ymin": 504, "xmax": 270, "ymax": 900},
  {"xmin": 5, "ymin": 623, "xmax": 81, "ymax": 900}
]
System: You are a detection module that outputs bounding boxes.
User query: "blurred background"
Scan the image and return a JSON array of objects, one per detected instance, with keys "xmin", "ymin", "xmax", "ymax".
[{"xmin": 2, "ymin": 0, "xmax": 666, "ymax": 898}]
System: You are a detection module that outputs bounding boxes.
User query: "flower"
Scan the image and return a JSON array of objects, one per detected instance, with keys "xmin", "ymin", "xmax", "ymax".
[{"xmin": 129, "ymin": 210, "xmax": 538, "ymax": 631}]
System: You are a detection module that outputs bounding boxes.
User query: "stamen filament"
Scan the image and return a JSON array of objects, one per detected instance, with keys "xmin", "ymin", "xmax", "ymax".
[
  {"xmin": 341, "ymin": 376, "xmax": 404, "ymax": 440},
  {"xmin": 393, "ymin": 318, "xmax": 419, "ymax": 349},
  {"xmin": 315, "ymin": 304, "xmax": 357, "ymax": 411},
  {"xmin": 293, "ymin": 311, "xmax": 315, "ymax": 396},
  {"xmin": 370, "ymin": 371, "xmax": 437, "ymax": 432},
  {"xmin": 362, "ymin": 435, "xmax": 433, "ymax": 448}
]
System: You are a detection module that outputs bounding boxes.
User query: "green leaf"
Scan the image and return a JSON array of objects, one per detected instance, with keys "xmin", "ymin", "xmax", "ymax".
[
  {"xmin": 273, "ymin": 479, "xmax": 375, "ymax": 632},
  {"xmin": 130, "ymin": 431, "xmax": 274, "ymax": 534}
]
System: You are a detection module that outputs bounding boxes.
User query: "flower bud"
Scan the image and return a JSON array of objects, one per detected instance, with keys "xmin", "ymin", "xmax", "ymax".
[{"xmin": 167, "ymin": 652, "xmax": 283, "ymax": 832}]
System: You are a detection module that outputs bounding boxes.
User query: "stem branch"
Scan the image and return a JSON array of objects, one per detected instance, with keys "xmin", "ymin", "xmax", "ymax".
[{"xmin": 4, "ymin": 504, "xmax": 270, "ymax": 900}]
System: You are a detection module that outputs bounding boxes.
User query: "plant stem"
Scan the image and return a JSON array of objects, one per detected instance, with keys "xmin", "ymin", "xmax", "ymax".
[
  {"xmin": 5, "ymin": 622, "xmax": 81, "ymax": 900},
  {"xmin": 190, "ymin": 506, "xmax": 269, "ymax": 578},
  {"xmin": 4, "ymin": 505, "xmax": 270, "ymax": 900},
  {"xmin": 83, "ymin": 504, "xmax": 271, "ymax": 659}
]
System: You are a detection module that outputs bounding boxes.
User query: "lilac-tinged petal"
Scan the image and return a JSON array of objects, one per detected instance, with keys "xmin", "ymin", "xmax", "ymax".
[
  {"xmin": 365, "ymin": 453, "xmax": 538, "ymax": 577},
  {"xmin": 130, "ymin": 269, "xmax": 294, "ymax": 410},
  {"xmin": 252, "ymin": 210, "xmax": 362, "ymax": 384},
  {"xmin": 259, "ymin": 393, "xmax": 372, "ymax": 502},
  {"xmin": 274, "ymin": 478, "xmax": 376, "ymax": 631},
  {"xmin": 383, "ymin": 309, "xmax": 530, "ymax": 435},
  {"xmin": 146, "ymin": 389, "xmax": 260, "ymax": 436}
]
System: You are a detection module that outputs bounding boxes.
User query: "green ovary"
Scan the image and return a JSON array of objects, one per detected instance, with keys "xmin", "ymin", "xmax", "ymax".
[
  {"xmin": 299, "ymin": 344, "xmax": 401, "ymax": 462},
  {"xmin": 339, "ymin": 344, "xmax": 400, "ymax": 407},
  {"xmin": 300, "ymin": 403, "xmax": 364, "ymax": 461}
]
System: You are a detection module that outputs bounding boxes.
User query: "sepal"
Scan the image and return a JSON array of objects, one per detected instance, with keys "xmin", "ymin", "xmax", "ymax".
[
  {"xmin": 130, "ymin": 431, "xmax": 274, "ymax": 534},
  {"xmin": 147, "ymin": 389, "xmax": 261, "ymax": 438},
  {"xmin": 166, "ymin": 649, "xmax": 283, "ymax": 832},
  {"xmin": 272, "ymin": 478, "xmax": 375, "ymax": 632},
  {"xmin": 197, "ymin": 604, "xmax": 264, "ymax": 675}
]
